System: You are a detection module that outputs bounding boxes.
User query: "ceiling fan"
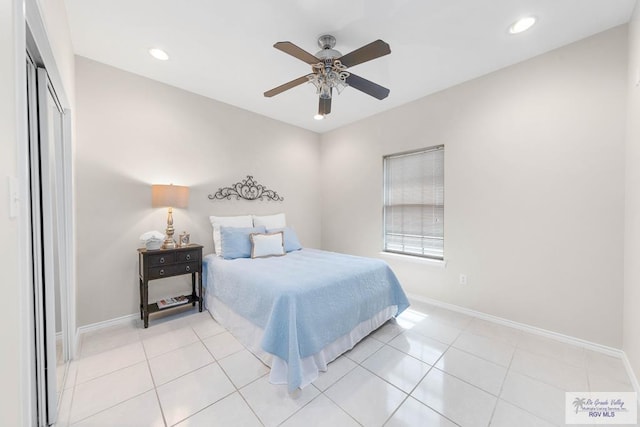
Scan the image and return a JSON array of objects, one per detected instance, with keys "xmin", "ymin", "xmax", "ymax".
[{"xmin": 264, "ymin": 35, "xmax": 391, "ymax": 119}]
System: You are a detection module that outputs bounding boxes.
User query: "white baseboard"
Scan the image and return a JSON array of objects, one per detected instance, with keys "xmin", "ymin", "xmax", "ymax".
[
  {"xmin": 407, "ymin": 293, "xmax": 640, "ymax": 396},
  {"xmin": 76, "ymin": 313, "xmax": 139, "ymax": 337},
  {"xmin": 74, "ymin": 313, "xmax": 140, "ymax": 357}
]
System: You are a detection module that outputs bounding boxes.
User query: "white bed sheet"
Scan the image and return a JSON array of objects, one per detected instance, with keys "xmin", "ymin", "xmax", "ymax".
[{"xmin": 205, "ymin": 291, "xmax": 396, "ymax": 389}]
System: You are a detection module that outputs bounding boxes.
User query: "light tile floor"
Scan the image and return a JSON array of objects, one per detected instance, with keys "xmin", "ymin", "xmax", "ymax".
[{"xmin": 56, "ymin": 301, "xmax": 638, "ymax": 426}]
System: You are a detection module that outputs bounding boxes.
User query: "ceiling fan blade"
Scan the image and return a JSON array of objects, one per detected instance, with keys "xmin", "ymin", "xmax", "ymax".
[
  {"xmin": 319, "ymin": 96, "xmax": 332, "ymax": 116},
  {"xmin": 338, "ymin": 40, "xmax": 391, "ymax": 68},
  {"xmin": 264, "ymin": 75, "xmax": 311, "ymax": 97},
  {"xmin": 274, "ymin": 41, "xmax": 320, "ymax": 65},
  {"xmin": 345, "ymin": 73, "xmax": 390, "ymax": 100}
]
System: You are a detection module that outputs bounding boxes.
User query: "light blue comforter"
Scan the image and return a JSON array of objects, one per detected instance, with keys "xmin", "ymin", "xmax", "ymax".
[{"xmin": 203, "ymin": 249, "xmax": 410, "ymax": 390}]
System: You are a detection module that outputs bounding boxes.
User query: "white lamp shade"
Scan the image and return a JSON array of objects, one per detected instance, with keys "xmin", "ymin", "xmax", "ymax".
[{"xmin": 151, "ymin": 184, "xmax": 189, "ymax": 208}]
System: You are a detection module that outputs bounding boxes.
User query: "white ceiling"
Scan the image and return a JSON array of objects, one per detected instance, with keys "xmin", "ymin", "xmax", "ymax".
[{"xmin": 65, "ymin": 0, "xmax": 636, "ymax": 133}]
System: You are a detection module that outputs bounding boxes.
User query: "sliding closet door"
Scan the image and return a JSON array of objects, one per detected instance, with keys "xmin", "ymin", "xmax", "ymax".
[
  {"xmin": 39, "ymin": 66, "xmax": 66, "ymax": 425},
  {"xmin": 26, "ymin": 55, "xmax": 47, "ymax": 426},
  {"xmin": 27, "ymin": 61, "xmax": 67, "ymax": 426}
]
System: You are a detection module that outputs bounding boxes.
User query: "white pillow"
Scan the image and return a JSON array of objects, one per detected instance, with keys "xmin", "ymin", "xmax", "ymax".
[
  {"xmin": 250, "ymin": 232, "xmax": 285, "ymax": 258},
  {"xmin": 252, "ymin": 213, "xmax": 286, "ymax": 229},
  {"xmin": 209, "ymin": 215, "xmax": 253, "ymax": 256}
]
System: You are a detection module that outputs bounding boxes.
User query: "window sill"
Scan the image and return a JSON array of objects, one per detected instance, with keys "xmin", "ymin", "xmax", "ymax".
[{"xmin": 378, "ymin": 251, "xmax": 447, "ymax": 268}]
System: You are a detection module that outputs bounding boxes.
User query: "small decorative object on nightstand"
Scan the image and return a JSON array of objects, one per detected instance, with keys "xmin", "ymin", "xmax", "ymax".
[
  {"xmin": 137, "ymin": 244, "xmax": 203, "ymax": 328},
  {"xmin": 140, "ymin": 230, "xmax": 165, "ymax": 250},
  {"xmin": 179, "ymin": 232, "xmax": 190, "ymax": 247}
]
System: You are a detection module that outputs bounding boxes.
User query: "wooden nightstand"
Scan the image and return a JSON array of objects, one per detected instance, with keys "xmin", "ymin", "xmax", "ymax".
[{"xmin": 137, "ymin": 244, "xmax": 203, "ymax": 328}]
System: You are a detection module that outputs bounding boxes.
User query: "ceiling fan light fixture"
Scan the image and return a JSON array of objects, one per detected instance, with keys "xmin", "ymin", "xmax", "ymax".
[
  {"xmin": 149, "ymin": 48, "xmax": 169, "ymax": 60},
  {"xmin": 319, "ymin": 84, "xmax": 332, "ymax": 99},
  {"xmin": 509, "ymin": 16, "xmax": 536, "ymax": 34},
  {"xmin": 308, "ymin": 61, "xmax": 350, "ymax": 100},
  {"xmin": 265, "ymin": 35, "xmax": 391, "ymax": 118}
]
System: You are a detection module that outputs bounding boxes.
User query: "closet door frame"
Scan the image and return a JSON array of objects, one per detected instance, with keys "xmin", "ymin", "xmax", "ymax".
[{"xmin": 15, "ymin": 0, "xmax": 76, "ymax": 424}]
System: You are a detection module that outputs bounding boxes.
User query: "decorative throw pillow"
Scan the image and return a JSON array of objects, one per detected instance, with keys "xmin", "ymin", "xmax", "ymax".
[
  {"xmin": 266, "ymin": 227, "xmax": 302, "ymax": 252},
  {"xmin": 250, "ymin": 232, "xmax": 285, "ymax": 259},
  {"xmin": 252, "ymin": 213, "xmax": 286, "ymax": 229},
  {"xmin": 220, "ymin": 226, "xmax": 267, "ymax": 259},
  {"xmin": 209, "ymin": 215, "xmax": 253, "ymax": 256}
]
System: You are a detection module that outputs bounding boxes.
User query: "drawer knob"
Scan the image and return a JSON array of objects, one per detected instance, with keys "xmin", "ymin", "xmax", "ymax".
[
  {"xmin": 186, "ymin": 254, "xmax": 191, "ymax": 260},
  {"xmin": 159, "ymin": 269, "xmax": 165, "ymax": 276},
  {"xmin": 185, "ymin": 266, "xmax": 191, "ymax": 272},
  {"xmin": 160, "ymin": 257, "xmax": 165, "ymax": 264}
]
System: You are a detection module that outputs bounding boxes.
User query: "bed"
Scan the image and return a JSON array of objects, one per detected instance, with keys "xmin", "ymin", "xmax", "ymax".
[{"xmin": 202, "ymin": 247, "xmax": 409, "ymax": 391}]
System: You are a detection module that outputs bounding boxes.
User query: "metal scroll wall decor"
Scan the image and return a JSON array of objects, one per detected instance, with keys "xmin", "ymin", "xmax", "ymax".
[{"xmin": 208, "ymin": 175, "xmax": 284, "ymax": 201}]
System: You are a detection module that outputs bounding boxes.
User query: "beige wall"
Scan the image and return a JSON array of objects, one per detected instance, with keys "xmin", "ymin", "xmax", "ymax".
[
  {"xmin": 321, "ymin": 26, "xmax": 628, "ymax": 348},
  {"xmin": 625, "ymin": 4, "xmax": 640, "ymax": 383},
  {"xmin": 74, "ymin": 56, "xmax": 321, "ymax": 327}
]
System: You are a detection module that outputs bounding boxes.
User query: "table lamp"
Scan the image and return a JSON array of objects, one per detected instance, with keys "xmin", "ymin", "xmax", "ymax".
[{"xmin": 151, "ymin": 184, "xmax": 189, "ymax": 249}]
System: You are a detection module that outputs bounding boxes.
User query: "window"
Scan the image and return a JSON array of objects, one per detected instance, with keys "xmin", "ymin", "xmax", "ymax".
[{"xmin": 383, "ymin": 145, "xmax": 444, "ymax": 259}]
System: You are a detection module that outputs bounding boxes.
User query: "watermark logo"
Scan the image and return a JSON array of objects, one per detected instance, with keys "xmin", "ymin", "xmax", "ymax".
[{"xmin": 566, "ymin": 392, "xmax": 637, "ymax": 424}]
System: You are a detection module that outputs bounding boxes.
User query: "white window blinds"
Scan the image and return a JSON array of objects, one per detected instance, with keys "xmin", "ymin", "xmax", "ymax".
[{"xmin": 383, "ymin": 146, "xmax": 444, "ymax": 259}]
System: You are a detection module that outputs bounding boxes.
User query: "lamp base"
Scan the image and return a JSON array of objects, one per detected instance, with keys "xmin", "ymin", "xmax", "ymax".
[
  {"xmin": 161, "ymin": 238, "xmax": 177, "ymax": 250},
  {"xmin": 162, "ymin": 207, "xmax": 177, "ymax": 249}
]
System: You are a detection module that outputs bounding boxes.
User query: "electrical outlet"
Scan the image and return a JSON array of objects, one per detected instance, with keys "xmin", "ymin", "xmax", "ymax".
[{"xmin": 459, "ymin": 274, "xmax": 467, "ymax": 285}]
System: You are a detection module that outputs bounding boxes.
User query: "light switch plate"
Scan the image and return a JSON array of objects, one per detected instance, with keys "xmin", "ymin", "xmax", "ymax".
[{"xmin": 8, "ymin": 176, "xmax": 18, "ymax": 219}]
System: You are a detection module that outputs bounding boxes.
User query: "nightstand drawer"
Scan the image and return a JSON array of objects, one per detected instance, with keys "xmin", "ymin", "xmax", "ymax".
[
  {"xmin": 148, "ymin": 265, "xmax": 175, "ymax": 279},
  {"xmin": 147, "ymin": 253, "xmax": 176, "ymax": 267},
  {"xmin": 178, "ymin": 262, "xmax": 199, "ymax": 275},
  {"xmin": 148, "ymin": 262, "xmax": 199, "ymax": 279},
  {"xmin": 177, "ymin": 250, "xmax": 200, "ymax": 263}
]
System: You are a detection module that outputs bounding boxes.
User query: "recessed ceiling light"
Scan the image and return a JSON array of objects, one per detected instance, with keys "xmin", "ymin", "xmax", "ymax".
[
  {"xmin": 149, "ymin": 48, "xmax": 169, "ymax": 61},
  {"xmin": 314, "ymin": 114, "xmax": 325, "ymax": 121},
  {"xmin": 509, "ymin": 16, "xmax": 536, "ymax": 34}
]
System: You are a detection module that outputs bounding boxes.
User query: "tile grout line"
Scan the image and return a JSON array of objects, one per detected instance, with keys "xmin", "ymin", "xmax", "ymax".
[
  {"xmin": 274, "ymin": 384, "xmax": 326, "ymax": 427},
  {"xmin": 319, "ymin": 339, "xmax": 387, "ymax": 427},
  {"xmin": 67, "ymin": 336, "xmax": 154, "ymax": 425},
  {"xmin": 67, "ymin": 388, "xmax": 155, "ymax": 425},
  {"xmin": 68, "ymin": 313, "xmax": 199, "ymax": 426},
  {"xmin": 365, "ymin": 329, "xmax": 422, "ymax": 426},
  {"xmin": 404, "ymin": 330, "xmax": 475, "ymax": 427},
  {"xmin": 210, "ymin": 346, "xmax": 263, "ymax": 426},
  {"xmin": 141, "ymin": 333, "xmax": 169, "ymax": 427},
  {"xmin": 486, "ymin": 333, "xmax": 519, "ymax": 427},
  {"xmin": 74, "ymin": 314, "xmax": 265, "ymax": 425},
  {"xmin": 171, "ymin": 320, "xmax": 265, "ymax": 426},
  {"xmin": 388, "ymin": 315, "xmax": 515, "ymax": 426},
  {"xmin": 163, "ymin": 320, "xmax": 238, "ymax": 426},
  {"xmin": 493, "ymin": 333, "xmax": 566, "ymax": 426},
  {"xmin": 508, "ymin": 353, "xmax": 588, "ymax": 395},
  {"xmin": 271, "ymin": 333, "xmax": 384, "ymax": 425},
  {"xmin": 361, "ymin": 333, "xmax": 462, "ymax": 426},
  {"xmin": 308, "ymin": 391, "xmax": 364, "ymax": 427},
  {"xmin": 331, "ymin": 314, "xmax": 498, "ymax": 425},
  {"xmin": 58, "ymin": 369, "xmax": 77, "ymax": 426},
  {"xmin": 70, "ymin": 329, "xmax": 158, "ymax": 425}
]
